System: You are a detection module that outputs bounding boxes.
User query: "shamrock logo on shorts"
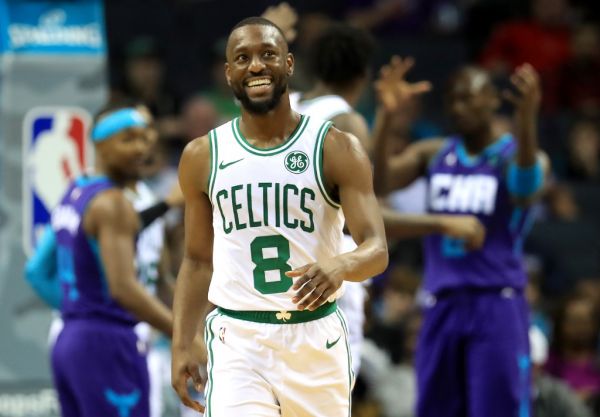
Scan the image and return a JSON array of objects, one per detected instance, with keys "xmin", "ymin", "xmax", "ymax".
[{"xmin": 276, "ymin": 311, "xmax": 292, "ymax": 322}]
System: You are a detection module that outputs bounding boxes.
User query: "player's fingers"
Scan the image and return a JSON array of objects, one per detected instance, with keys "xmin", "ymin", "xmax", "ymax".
[
  {"xmin": 292, "ymin": 275, "xmax": 319, "ymax": 305},
  {"xmin": 286, "ymin": 264, "xmax": 311, "ymax": 279},
  {"xmin": 502, "ymin": 89, "xmax": 518, "ymax": 104},
  {"xmin": 304, "ymin": 286, "xmax": 335, "ymax": 311},
  {"xmin": 173, "ymin": 375, "xmax": 199, "ymax": 412},
  {"xmin": 408, "ymin": 81, "xmax": 433, "ymax": 94},
  {"xmin": 395, "ymin": 56, "xmax": 415, "ymax": 78},
  {"xmin": 188, "ymin": 365, "xmax": 204, "ymax": 392},
  {"xmin": 510, "ymin": 73, "xmax": 528, "ymax": 94},
  {"xmin": 297, "ymin": 281, "xmax": 326, "ymax": 310}
]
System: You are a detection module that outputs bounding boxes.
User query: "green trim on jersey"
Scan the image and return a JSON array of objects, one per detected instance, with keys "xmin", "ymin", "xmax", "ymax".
[
  {"xmin": 313, "ymin": 121, "xmax": 341, "ymax": 209},
  {"xmin": 204, "ymin": 311, "xmax": 220, "ymax": 417},
  {"xmin": 335, "ymin": 310, "xmax": 354, "ymax": 416},
  {"xmin": 231, "ymin": 115, "xmax": 309, "ymax": 156},
  {"xmin": 217, "ymin": 301, "xmax": 337, "ymax": 324},
  {"xmin": 208, "ymin": 129, "xmax": 219, "ymax": 200}
]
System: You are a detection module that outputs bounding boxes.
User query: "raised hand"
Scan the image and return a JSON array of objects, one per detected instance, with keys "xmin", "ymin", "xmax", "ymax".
[
  {"xmin": 503, "ymin": 63, "xmax": 541, "ymax": 122},
  {"xmin": 171, "ymin": 334, "xmax": 207, "ymax": 413},
  {"xmin": 438, "ymin": 215, "xmax": 486, "ymax": 250},
  {"xmin": 374, "ymin": 56, "xmax": 432, "ymax": 114},
  {"xmin": 286, "ymin": 260, "xmax": 345, "ymax": 311},
  {"xmin": 262, "ymin": 2, "xmax": 298, "ymax": 43}
]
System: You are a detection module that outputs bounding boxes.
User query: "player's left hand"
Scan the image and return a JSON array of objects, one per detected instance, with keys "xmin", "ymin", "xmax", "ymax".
[
  {"xmin": 503, "ymin": 63, "xmax": 541, "ymax": 120},
  {"xmin": 286, "ymin": 260, "xmax": 345, "ymax": 311}
]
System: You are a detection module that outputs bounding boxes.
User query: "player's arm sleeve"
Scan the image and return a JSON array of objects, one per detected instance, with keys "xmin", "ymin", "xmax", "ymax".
[
  {"xmin": 24, "ymin": 225, "xmax": 61, "ymax": 309},
  {"xmin": 506, "ymin": 154, "xmax": 546, "ymax": 198}
]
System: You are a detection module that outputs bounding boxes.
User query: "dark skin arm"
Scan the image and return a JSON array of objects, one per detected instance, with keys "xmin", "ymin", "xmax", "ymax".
[
  {"xmin": 504, "ymin": 63, "xmax": 550, "ymax": 203},
  {"xmin": 287, "ymin": 127, "xmax": 388, "ymax": 311},
  {"xmin": 371, "ymin": 56, "xmax": 438, "ymax": 195},
  {"xmin": 171, "ymin": 136, "xmax": 214, "ymax": 414},
  {"xmin": 85, "ymin": 189, "xmax": 173, "ymax": 336},
  {"xmin": 381, "ymin": 206, "xmax": 485, "ymax": 250}
]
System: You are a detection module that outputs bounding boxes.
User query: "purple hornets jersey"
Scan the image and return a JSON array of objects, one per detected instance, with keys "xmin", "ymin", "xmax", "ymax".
[
  {"xmin": 424, "ymin": 134, "xmax": 533, "ymax": 294},
  {"xmin": 52, "ymin": 176, "xmax": 137, "ymax": 326}
]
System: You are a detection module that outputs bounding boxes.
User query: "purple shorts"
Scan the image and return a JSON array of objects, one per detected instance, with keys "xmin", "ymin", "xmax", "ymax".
[{"xmin": 51, "ymin": 319, "xmax": 149, "ymax": 417}]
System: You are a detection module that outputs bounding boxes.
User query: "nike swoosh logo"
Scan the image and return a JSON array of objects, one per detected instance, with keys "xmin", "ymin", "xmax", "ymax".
[
  {"xmin": 219, "ymin": 158, "xmax": 244, "ymax": 170},
  {"xmin": 326, "ymin": 335, "xmax": 341, "ymax": 349}
]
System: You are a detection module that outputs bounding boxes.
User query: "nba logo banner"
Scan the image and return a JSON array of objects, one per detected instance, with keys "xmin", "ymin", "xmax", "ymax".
[{"xmin": 23, "ymin": 107, "xmax": 93, "ymax": 255}]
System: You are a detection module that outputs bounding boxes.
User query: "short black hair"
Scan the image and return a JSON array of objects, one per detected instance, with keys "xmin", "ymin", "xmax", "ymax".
[
  {"xmin": 309, "ymin": 24, "xmax": 375, "ymax": 89},
  {"xmin": 229, "ymin": 16, "xmax": 286, "ymax": 42}
]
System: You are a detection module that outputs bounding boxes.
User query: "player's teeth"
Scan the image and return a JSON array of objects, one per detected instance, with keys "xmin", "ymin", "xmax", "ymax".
[{"xmin": 248, "ymin": 79, "xmax": 271, "ymax": 87}]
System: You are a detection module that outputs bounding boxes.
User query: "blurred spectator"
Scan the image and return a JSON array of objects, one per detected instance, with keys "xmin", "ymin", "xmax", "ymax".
[
  {"xmin": 113, "ymin": 36, "xmax": 182, "ymax": 141},
  {"xmin": 367, "ymin": 265, "xmax": 420, "ymax": 365},
  {"xmin": 545, "ymin": 294, "xmax": 600, "ymax": 405},
  {"xmin": 361, "ymin": 309, "xmax": 421, "ymax": 417},
  {"xmin": 180, "ymin": 95, "xmax": 219, "ymax": 142},
  {"xmin": 531, "ymin": 326, "xmax": 594, "ymax": 417},
  {"xmin": 559, "ymin": 25, "xmax": 600, "ymax": 118},
  {"xmin": 565, "ymin": 119, "xmax": 600, "ymax": 182},
  {"xmin": 527, "ymin": 184, "xmax": 600, "ymax": 294},
  {"xmin": 479, "ymin": 0, "xmax": 573, "ymax": 113}
]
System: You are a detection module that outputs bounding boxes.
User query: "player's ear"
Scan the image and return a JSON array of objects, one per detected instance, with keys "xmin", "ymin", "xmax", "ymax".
[
  {"xmin": 224, "ymin": 62, "xmax": 232, "ymax": 87},
  {"xmin": 286, "ymin": 52, "xmax": 294, "ymax": 77}
]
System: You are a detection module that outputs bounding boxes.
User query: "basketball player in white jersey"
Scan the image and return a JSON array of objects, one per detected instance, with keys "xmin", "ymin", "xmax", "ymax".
[
  {"xmin": 171, "ymin": 17, "xmax": 388, "ymax": 417},
  {"xmin": 289, "ymin": 23, "xmax": 485, "ymax": 377}
]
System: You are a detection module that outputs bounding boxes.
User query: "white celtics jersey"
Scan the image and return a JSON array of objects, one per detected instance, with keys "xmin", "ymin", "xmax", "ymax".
[
  {"xmin": 289, "ymin": 92, "xmax": 352, "ymax": 121},
  {"xmin": 207, "ymin": 115, "xmax": 345, "ymax": 311},
  {"xmin": 125, "ymin": 181, "xmax": 165, "ymax": 296}
]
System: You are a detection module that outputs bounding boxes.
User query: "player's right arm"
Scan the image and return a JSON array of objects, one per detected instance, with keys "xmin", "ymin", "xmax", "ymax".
[
  {"xmin": 370, "ymin": 56, "xmax": 439, "ymax": 195},
  {"xmin": 171, "ymin": 135, "xmax": 213, "ymax": 413},
  {"xmin": 381, "ymin": 207, "xmax": 485, "ymax": 250},
  {"xmin": 372, "ymin": 135, "xmax": 444, "ymax": 194},
  {"xmin": 87, "ymin": 189, "xmax": 174, "ymax": 336}
]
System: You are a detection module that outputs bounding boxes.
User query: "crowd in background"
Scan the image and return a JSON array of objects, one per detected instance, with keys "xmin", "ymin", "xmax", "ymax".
[{"xmin": 101, "ymin": 0, "xmax": 600, "ymax": 415}]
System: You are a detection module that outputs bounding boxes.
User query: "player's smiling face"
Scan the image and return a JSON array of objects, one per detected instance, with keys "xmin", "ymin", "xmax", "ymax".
[{"xmin": 225, "ymin": 24, "xmax": 293, "ymax": 114}]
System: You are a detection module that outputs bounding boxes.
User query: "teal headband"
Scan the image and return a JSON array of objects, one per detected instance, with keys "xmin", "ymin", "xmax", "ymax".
[{"xmin": 91, "ymin": 108, "xmax": 148, "ymax": 142}]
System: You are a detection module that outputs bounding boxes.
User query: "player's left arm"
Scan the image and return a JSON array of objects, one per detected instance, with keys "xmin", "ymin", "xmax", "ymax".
[
  {"xmin": 287, "ymin": 127, "xmax": 388, "ymax": 311},
  {"xmin": 24, "ymin": 224, "xmax": 61, "ymax": 309},
  {"xmin": 504, "ymin": 63, "xmax": 550, "ymax": 203}
]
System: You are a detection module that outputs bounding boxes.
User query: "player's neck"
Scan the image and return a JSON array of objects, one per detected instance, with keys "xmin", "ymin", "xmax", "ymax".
[
  {"xmin": 239, "ymin": 96, "xmax": 300, "ymax": 144},
  {"xmin": 461, "ymin": 126, "xmax": 496, "ymax": 155},
  {"xmin": 304, "ymin": 82, "xmax": 359, "ymax": 108},
  {"xmin": 94, "ymin": 161, "xmax": 137, "ymax": 189}
]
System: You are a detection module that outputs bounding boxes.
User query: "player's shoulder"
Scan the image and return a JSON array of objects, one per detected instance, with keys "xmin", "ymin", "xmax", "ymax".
[
  {"xmin": 182, "ymin": 134, "xmax": 211, "ymax": 162},
  {"xmin": 89, "ymin": 188, "xmax": 135, "ymax": 218},
  {"xmin": 323, "ymin": 124, "xmax": 364, "ymax": 155},
  {"xmin": 86, "ymin": 187, "xmax": 138, "ymax": 233}
]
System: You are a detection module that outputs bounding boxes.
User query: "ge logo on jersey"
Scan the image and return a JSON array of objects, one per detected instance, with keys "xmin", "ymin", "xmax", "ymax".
[{"xmin": 284, "ymin": 151, "xmax": 309, "ymax": 174}]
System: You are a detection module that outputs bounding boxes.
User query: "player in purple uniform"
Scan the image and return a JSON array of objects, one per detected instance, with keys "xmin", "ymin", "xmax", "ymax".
[
  {"xmin": 373, "ymin": 59, "xmax": 549, "ymax": 417},
  {"xmin": 50, "ymin": 107, "xmax": 198, "ymax": 417}
]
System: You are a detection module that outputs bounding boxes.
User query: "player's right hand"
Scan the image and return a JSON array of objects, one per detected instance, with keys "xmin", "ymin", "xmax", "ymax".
[
  {"xmin": 171, "ymin": 334, "xmax": 207, "ymax": 413},
  {"xmin": 374, "ymin": 56, "xmax": 432, "ymax": 114},
  {"xmin": 438, "ymin": 215, "xmax": 486, "ymax": 250}
]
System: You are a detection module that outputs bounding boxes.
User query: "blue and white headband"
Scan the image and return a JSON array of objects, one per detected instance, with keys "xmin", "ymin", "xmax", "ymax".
[{"xmin": 90, "ymin": 108, "xmax": 148, "ymax": 142}]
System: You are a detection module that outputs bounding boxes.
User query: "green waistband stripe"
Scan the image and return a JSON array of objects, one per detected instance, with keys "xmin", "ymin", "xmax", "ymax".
[{"xmin": 217, "ymin": 301, "xmax": 337, "ymax": 324}]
